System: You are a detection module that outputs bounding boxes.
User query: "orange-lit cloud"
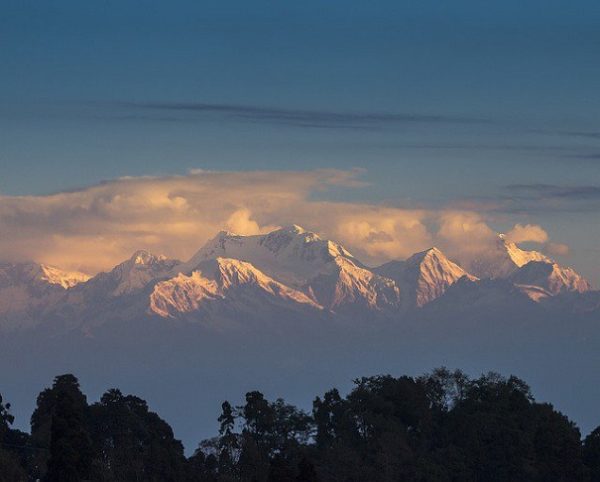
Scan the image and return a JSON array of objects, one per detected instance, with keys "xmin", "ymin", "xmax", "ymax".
[
  {"xmin": 437, "ymin": 211, "xmax": 498, "ymax": 253},
  {"xmin": 546, "ymin": 242, "xmax": 570, "ymax": 257},
  {"xmin": 0, "ymin": 170, "xmax": 564, "ymax": 274},
  {"xmin": 506, "ymin": 223, "xmax": 549, "ymax": 244},
  {"xmin": 225, "ymin": 208, "xmax": 279, "ymax": 236}
]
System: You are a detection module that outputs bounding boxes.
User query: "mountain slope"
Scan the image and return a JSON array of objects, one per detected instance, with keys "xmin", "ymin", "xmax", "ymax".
[
  {"xmin": 0, "ymin": 262, "xmax": 89, "ymax": 290},
  {"xmin": 182, "ymin": 225, "xmax": 356, "ymax": 286},
  {"xmin": 374, "ymin": 247, "xmax": 477, "ymax": 307},
  {"xmin": 90, "ymin": 250, "xmax": 180, "ymax": 297},
  {"xmin": 182, "ymin": 225, "xmax": 401, "ymax": 312},
  {"xmin": 425, "ymin": 276, "xmax": 539, "ymax": 314},
  {"xmin": 149, "ymin": 257, "xmax": 322, "ymax": 321},
  {"xmin": 509, "ymin": 261, "xmax": 592, "ymax": 295},
  {"xmin": 44, "ymin": 251, "xmax": 181, "ymax": 326},
  {"xmin": 0, "ymin": 262, "xmax": 89, "ymax": 327},
  {"xmin": 35, "ymin": 264, "xmax": 90, "ymax": 288},
  {"xmin": 465, "ymin": 235, "xmax": 551, "ymax": 279},
  {"xmin": 305, "ymin": 257, "xmax": 400, "ymax": 312},
  {"xmin": 0, "ymin": 225, "xmax": 596, "ymax": 330}
]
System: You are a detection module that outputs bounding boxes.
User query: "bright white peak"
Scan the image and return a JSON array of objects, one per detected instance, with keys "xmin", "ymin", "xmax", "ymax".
[
  {"xmin": 180, "ymin": 226, "xmax": 400, "ymax": 311},
  {"xmin": 183, "ymin": 225, "xmax": 356, "ymax": 287},
  {"xmin": 501, "ymin": 235, "xmax": 551, "ymax": 268},
  {"xmin": 466, "ymin": 235, "xmax": 551, "ymax": 279},
  {"xmin": 108, "ymin": 250, "xmax": 178, "ymax": 296},
  {"xmin": 130, "ymin": 250, "xmax": 167, "ymax": 265},
  {"xmin": 375, "ymin": 247, "xmax": 475, "ymax": 307}
]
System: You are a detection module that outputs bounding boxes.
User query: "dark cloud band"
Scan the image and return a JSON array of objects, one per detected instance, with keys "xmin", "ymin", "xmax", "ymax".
[{"xmin": 118, "ymin": 101, "xmax": 489, "ymax": 129}]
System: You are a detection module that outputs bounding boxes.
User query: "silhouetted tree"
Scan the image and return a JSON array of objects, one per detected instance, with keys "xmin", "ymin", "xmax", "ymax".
[
  {"xmin": 296, "ymin": 455, "xmax": 319, "ymax": 482},
  {"xmin": 312, "ymin": 388, "xmax": 346, "ymax": 450},
  {"xmin": 0, "ymin": 393, "xmax": 28, "ymax": 480},
  {"xmin": 532, "ymin": 402, "xmax": 586, "ymax": 481},
  {"xmin": 88, "ymin": 388, "xmax": 187, "ymax": 481},
  {"xmin": 11, "ymin": 369, "xmax": 600, "ymax": 481},
  {"xmin": 187, "ymin": 448, "xmax": 219, "ymax": 481},
  {"xmin": 238, "ymin": 430, "xmax": 269, "ymax": 481},
  {"xmin": 43, "ymin": 375, "xmax": 93, "ymax": 482},
  {"xmin": 585, "ymin": 427, "xmax": 600, "ymax": 482},
  {"xmin": 30, "ymin": 374, "xmax": 90, "ymax": 479},
  {"xmin": 268, "ymin": 452, "xmax": 295, "ymax": 482},
  {"xmin": 271, "ymin": 398, "xmax": 313, "ymax": 449},
  {"xmin": 217, "ymin": 401, "xmax": 238, "ymax": 476},
  {"xmin": 440, "ymin": 373, "xmax": 538, "ymax": 481},
  {"xmin": 241, "ymin": 391, "xmax": 275, "ymax": 447}
]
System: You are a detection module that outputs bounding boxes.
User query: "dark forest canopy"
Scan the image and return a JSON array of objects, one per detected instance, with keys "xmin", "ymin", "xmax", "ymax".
[{"xmin": 2, "ymin": 369, "xmax": 600, "ymax": 481}]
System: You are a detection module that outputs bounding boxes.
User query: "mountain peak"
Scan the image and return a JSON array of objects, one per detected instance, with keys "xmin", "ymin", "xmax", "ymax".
[
  {"xmin": 279, "ymin": 224, "xmax": 307, "ymax": 235},
  {"xmin": 407, "ymin": 247, "xmax": 444, "ymax": 263},
  {"xmin": 0, "ymin": 226, "xmax": 597, "ymax": 329},
  {"xmin": 209, "ymin": 224, "xmax": 313, "ymax": 240},
  {"xmin": 178, "ymin": 225, "xmax": 401, "ymax": 312},
  {"xmin": 0, "ymin": 261, "xmax": 90, "ymax": 289},
  {"xmin": 214, "ymin": 230, "xmax": 239, "ymax": 239},
  {"xmin": 185, "ymin": 226, "xmax": 356, "ymax": 285},
  {"xmin": 129, "ymin": 250, "xmax": 166, "ymax": 266},
  {"xmin": 375, "ymin": 247, "xmax": 474, "ymax": 307},
  {"xmin": 262, "ymin": 225, "xmax": 323, "ymax": 245},
  {"xmin": 38, "ymin": 264, "xmax": 90, "ymax": 288},
  {"xmin": 501, "ymin": 237, "xmax": 550, "ymax": 268},
  {"xmin": 93, "ymin": 250, "xmax": 180, "ymax": 296},
  {"xmin": 464, "ymin": 235, "xmax": 551, "ymax": 279},
  {"xmin": 149, "ymin": 256, "xmax": 322, "ymax": 319}
]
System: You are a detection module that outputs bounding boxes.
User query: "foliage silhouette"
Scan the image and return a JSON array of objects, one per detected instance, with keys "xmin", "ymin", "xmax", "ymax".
[{"xmin": 1, "ymin": 368, "xmax": 600, "ymax": 481}]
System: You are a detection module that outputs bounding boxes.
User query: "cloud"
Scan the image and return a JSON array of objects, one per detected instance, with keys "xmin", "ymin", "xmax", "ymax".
[
  {"xmin": 450, "ymin": 183, "xmax": 600, "ymax": 214},
  {"xmin": 225, "ymin": 208, "xmax": 278, "ymax": 236},
  {"xmin": 436, "ymin": 211, "xmax": 498, "ymax": 254},
  {"xmin": 0, "ymin": 171, "xmax": 299, "ymax": 271},
  {"xmin": 505, "ymin": 224, "xmax": 549, "ymax": 244},
  {"xmin": 560, "ymin": 131, "xmax": 600, "ymax": 139},
  {"xmin": 565, "ymin": 153, "xmax": 600, "ymax": 161},
  {"xmin": 0, "ymin": 169, "xmax": 564, "ymax": 275},
  {"xmin": 506, "ymin": 184, "xmax": 600, "ymax": 201},
  {"xmin": 118, "ymin": 101, "xmax": 489, "ymax": 129},
  {"xmin": 321, "ymin": 205, "xmax": 432, "ymax": 261},
  {"xmin": 546, "ymin": 242, "xmax": 570, "ymax": 257},
  {"xmin": 504, "ymin": 184, "xmax": 600, "ymax": 214}
]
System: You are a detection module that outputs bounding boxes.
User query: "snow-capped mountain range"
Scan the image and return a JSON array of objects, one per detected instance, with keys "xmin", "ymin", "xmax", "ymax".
[{"xmin": 0, "ymin": 225, "xmax": 596, "ymax": 330}]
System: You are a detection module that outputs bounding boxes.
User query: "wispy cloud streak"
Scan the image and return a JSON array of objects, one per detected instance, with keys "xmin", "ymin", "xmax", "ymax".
[
  {"xmin": 450, "ymin": 183, "xmax": 600, "ymax": 214},
  {"xmin": 560, "ymin": 131, "xmax": 600, "ymax": 140},
  {"xmin": 506, "ymin": 184, "xmax": 600, "ymax": 201},
  {"xmin": 118, "ymin": 101, "xmax": 490, "ymax": 129}
]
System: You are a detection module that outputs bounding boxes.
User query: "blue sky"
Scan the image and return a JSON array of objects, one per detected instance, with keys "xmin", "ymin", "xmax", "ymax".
[{"xmin": 1, "ymin": 0, "xmax": 599, "ymax": 282}]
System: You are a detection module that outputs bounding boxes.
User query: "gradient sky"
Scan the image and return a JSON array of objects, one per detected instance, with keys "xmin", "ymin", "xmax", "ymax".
[{"xmin": 1, "ymin": 0, "xmax": 599, "ymax": 283}]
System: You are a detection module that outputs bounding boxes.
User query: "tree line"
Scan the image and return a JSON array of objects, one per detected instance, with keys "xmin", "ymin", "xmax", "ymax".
[{"xmin": 2, "ymin": 368, "xmax": 600, "ymax": 481}]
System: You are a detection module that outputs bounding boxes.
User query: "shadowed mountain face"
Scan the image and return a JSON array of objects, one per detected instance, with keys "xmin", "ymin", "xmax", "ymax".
[
  {"xmin": 0, "ymin": 225, "xmax": 596, "ymax": 331},
  {"xmin": 509, "ymin": 260, "xmax": 591, "ymax": 295}
]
